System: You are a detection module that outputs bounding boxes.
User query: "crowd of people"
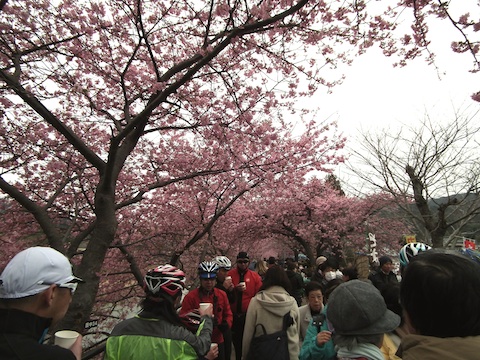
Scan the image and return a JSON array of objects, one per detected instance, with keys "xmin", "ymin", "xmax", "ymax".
[{"xmin": 1, "ymin": 243, "xmax": 480, "ymax": 360}]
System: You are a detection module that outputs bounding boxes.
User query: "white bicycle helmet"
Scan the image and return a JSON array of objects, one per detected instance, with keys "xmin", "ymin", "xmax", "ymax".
[
  {"xmin": 198, "ymin": 261, "xmax": 219, "ymax": 279},
  {"xmin": 399, "ymin": 242, "xmax": 432, "ymax": 267},
  {"xmin": 213, "ymin": 256, "xmax": 232, "ymax": 270},
  {"xmin": 143, "ymin": 264, "xmax": 186, "ymax": 297}
]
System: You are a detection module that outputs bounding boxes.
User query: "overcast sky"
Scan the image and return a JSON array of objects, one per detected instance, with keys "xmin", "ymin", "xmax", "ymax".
[
  {"xmin": 317, "ymin": 8, "xmax": 480, "ymax": 141},
  {"xmin": 320, "ymin": 47, "xmax": 479, "ymax": 140},
  {"xmin": 310, "ymin": 3, "xmax": 480, "ymax": 194}
]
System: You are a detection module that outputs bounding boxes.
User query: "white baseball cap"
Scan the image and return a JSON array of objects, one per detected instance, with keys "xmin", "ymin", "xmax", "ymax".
[{"xmin": 0, "ymin": 247, "xmax": 83, "ymax": 299}]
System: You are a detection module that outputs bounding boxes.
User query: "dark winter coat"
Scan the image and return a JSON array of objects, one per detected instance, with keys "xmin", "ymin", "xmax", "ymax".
[{"xmin": 0, "ymin": 308, "xmax": 76, "ymax": 360}]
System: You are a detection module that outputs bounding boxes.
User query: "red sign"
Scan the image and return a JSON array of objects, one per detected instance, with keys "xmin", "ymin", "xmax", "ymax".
[{"xmin": 464, "ymin": 238, "xmax": 476, "ymax": 250}]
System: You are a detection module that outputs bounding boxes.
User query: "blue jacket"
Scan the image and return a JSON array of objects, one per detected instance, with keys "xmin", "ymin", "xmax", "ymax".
[{"xmin": 299, "ymin": 308, "xmax": 336, "ymax": 360}]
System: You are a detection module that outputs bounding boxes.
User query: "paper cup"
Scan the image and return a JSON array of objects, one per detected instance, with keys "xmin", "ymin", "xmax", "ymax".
[
  {"xmin": 54, "ymin": 330, "xmax": 80, "ymax": 349},
  {"xmin": 239, "ymin": 281, "xmax": 246, "ymax": 290},
  {"xmin": 199, "ymin": 302, "xmax": 211, "ymax": 311},
  {"xmin": 210, "ymin": 343, "xmax": 218, "ymax": 359}
]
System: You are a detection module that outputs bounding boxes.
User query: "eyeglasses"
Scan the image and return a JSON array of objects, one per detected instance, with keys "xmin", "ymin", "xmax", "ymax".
[
  {"xmin": 237, "ymin": 260, "xmax": 249, "ymax": 264},
  {"xmin": 57, "ymin": 282, "xmax": 78, "ymax": 295},
  {"xmin": 38, "ymin": 281, "xmax": 78, "ymax": 295}
]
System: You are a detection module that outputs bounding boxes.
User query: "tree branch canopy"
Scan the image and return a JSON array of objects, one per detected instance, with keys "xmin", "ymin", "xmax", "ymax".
[{"xmin": 0, "ymin": 0, "xmax": 477, "ymax": 341}]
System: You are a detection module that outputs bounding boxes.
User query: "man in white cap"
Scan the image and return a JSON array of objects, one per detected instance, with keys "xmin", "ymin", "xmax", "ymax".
[{"xmin": 0, "ymin": 246, "xmax": 83, "ymax": 360}]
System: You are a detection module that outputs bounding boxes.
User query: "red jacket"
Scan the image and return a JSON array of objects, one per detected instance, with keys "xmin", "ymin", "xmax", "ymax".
[
  {"xmin": 227, "ymin": 268, "xmax": 262, "ymax": 314},
  {"xmin": 180, "ymin": 287, "xmax": 233, "ymax": 344}
]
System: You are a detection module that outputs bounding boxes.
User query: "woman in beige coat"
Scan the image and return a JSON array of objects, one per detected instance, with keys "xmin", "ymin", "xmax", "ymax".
[{"xmin": 242, "ymin": 265, "xmax": 300, "ymax": 359}]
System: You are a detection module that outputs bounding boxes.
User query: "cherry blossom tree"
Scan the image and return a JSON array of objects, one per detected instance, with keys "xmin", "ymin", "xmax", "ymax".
[
  {"xmin": 198, "ymin": 175, "xmax": 412, "ymax": 270},
  {"xmin": 0, "ymin": 0, "xmax": 477, "ymax": 336},
  {"xmin": 0, "ymin": 0, "xmax": 351, "ymax": 333},
  {"xmin": 249, "ymin": 177, "xmax": 411, "ymax": 264}
]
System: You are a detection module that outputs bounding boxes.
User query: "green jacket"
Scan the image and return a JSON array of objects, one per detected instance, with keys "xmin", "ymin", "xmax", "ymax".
[
  {"xmin": 105, "ymin": 312, "xmax": 213, "ymax": 360},
  {"xmin": 299, "ymin": 308, "xmax": 336, "ymax": 360}
]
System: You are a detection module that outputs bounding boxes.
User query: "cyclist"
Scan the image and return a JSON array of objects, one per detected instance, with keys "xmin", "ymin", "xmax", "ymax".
[
  {"xmin": 398, "ymin": 242, "xmax": 432, "ymax": 275},
  {"xmin": 180, "ymin": 261, "xmax": 233, "ymax": 360},
  {"xmin": 213, "ymin": 255, "xmax": 235, "ymax": 359},
  {"xmin": 105, "ymin": 264, "xmax": 215, "ymax": 359}
]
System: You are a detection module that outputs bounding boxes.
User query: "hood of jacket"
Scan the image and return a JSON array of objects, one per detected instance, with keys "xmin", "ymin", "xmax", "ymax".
[
  {"xmin": 397, "ymin": 333, "xmax": 480, "ymax": 359},
  {"xmin": 254, "ymin": 285, "xmax": 296, "ymax": 317}
]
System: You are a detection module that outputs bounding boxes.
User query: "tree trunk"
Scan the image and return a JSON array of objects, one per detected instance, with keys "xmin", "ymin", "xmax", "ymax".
[
  {"xmin": 406, "ymin": 164, "xmax": 449, "ymax": 248},
  {"xmin": 57, "ymin": 185, "xmax": 118, "ymax": 333}
]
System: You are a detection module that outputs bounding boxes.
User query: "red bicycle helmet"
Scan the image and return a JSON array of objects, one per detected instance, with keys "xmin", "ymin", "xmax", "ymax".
[{"xmin": 144, "ymin": 264, "xmax": 186, "ymax": 297}]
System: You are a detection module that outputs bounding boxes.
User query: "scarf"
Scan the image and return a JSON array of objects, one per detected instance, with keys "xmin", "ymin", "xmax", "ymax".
[{"xmin": 337, "ymin": 343, "xmax": 384, "ymax": 360}]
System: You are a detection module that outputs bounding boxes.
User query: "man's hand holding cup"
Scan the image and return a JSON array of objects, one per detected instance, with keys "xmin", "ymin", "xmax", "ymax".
[
  {"xmin": 199, "ymin": 302, "xmax": 213, "ymax": 317},
  {"xmin": 236, "ymin": 281, "xmax": 246, "ymax": 292},
  {"xmin": 224, "ymin": 276, "xmax": 234, "ymax": 291}
]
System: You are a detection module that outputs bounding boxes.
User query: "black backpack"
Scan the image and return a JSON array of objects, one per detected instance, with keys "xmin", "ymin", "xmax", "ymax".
[{"xmin": 246, "ymin": 311, "xmax": 293, "ymax": 360}]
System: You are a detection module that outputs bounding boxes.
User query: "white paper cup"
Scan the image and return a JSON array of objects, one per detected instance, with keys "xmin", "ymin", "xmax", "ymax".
[
  {"xmin": 239, "ymin": 281, "xmax": 246, "ymax": 290},
  {"xmin": 210, "ymin": 342, "xmax": 218, "ymax": 357},
  {"xmin": 54, "ymin": 330, "xmax": 80, "ymax": 349},
  {"xmin": 199, "ymin": 302, "xmax": 211, "ymax": 311}
]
